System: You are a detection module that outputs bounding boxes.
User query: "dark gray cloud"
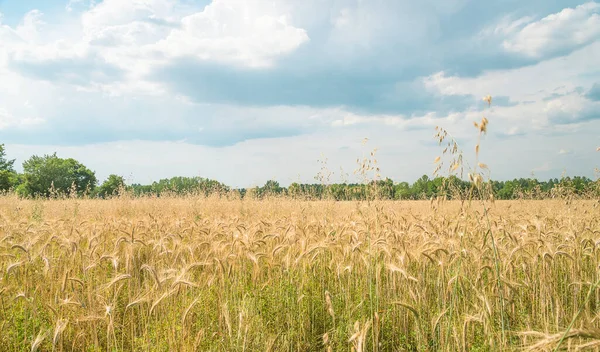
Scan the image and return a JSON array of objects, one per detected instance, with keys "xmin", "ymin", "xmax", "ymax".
[
  {"xmin": 543, "ymin": 87, "xmax": 585, "ymax": 101},
  {"xmin": 151, "ymin": 59, "xmax": 476, "ymax": 116},
  {"xmin": 548, "ymin": 107, "xmax": 600, "ymax": 125},
  {"xmin": 8, "ymin": 55, "xmax": 124, "ymax": 85},
  {"xmin": 0, "ymin": 122, "xmax": 307, "ymax": 147},
  {"xmin": 587, "ymin": 83, "xmax": 600, "ymax": 101},
  {"xmin": 0, "ymin": 93, "xmax": 320, "ymax": 147}
]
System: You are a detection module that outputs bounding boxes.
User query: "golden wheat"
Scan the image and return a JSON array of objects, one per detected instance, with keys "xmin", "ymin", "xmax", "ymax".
[{"xmin": 0, "ymin": 196, "xmax": 598, "ymax": 350}]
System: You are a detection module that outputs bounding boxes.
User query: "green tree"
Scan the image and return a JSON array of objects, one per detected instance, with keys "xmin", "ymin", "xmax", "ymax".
[
  {"xmin": 288, "ymin": 182, "xmax": 302, "ymax": 199},
  {"xmin": 130, "ymin": 183, "xmax": 154, "ymax": 196},
  {"xmin": 0, "ymin": 170, "xmax": 19, "ymax": 192},
  {"xmin": 97, "ymin": 174, "xmax": 126, "ymax": 198},
  {"xmin": 0, "ymin": 144, "xmax": 18, "ymax": 191},
  {"xmin": 260, "ymin": 180, "xmax": 282, "ymax": 197},
  {"xmin": 20, "ymin": 153, "xmax": 97, "ymax": 197},
  {"xmin": 0, "ymin": 144, "xmax": 15, "ymax": 172},
  {"xmin": 412, "ymin": 175, "xmax": 432, "ymax": 199},
  {"xmin": 149, "ymin": 176, "xmax": 228, "ymax": 196},
  {"xmin": 394, "ymin": 181, "xmax": 412, "ymax": 199},
  {"xmin": 371, "ymin": 178, "xmax": 395, "ymax": 199}
]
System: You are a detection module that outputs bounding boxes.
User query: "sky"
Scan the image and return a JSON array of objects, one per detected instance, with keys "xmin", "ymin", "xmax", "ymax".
[{"xmin": 0, "ymin": 0, "xmax": 599, "ymax": 187}]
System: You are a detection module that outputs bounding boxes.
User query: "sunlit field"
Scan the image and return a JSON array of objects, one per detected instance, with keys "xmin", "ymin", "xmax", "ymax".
[{"xmin": 1, "ymin": 196, "xmax": 599, "ymax": 351}]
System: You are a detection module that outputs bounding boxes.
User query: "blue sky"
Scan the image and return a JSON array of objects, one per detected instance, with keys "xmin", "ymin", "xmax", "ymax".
[{"xmin": 1, "ymin": 0, "xmax": 599, "ymax": 187}]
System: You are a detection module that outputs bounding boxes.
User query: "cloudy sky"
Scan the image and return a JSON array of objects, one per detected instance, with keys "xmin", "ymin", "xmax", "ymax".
[{"xmin": 0, "ymin": 0, "xmax": 599, "ymax": 187}]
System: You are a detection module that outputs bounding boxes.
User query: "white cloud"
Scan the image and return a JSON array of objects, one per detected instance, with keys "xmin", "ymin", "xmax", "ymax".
[
  {"xmin": 423, "ymin": 40, "xmax": 600, "ymax": 101},
  {"xmin": 153, "ymin": 0, "xmax": 309, "ymax": 68},
  {"xmin": 329, "ymin": 110, "xmax": 472, "ymax": 137},
  {"xmin": 532, "ymin": 162, "xmax": 551, "ymax": 172},
  {"xmin": 502, "ymin": 2, "xmax": 600, "ymax": 58},
  {"xmin": 505, "ymin": 127, "xmax": 520, "ymax": 136},
  {"xmin": 545, "ymin": 93, "xmax": 600, "ymax": 125},
  {"xmin": 0, "ymin": 108, "xmax": 13, "ymax": 129},
  {"xmin": 326, "ymin": 1, "xmax": 439, "ymax": 54},
  {"xmin": 331, "ymin": 111, "xmax": 406, "ymax": 128},
  {"xmin": 81, "ymin": 0, "xmax": 176, "ymax": 31},
  {"xmin": 0, "ymin": 0, "xmax": 310, "ymax": 96},
  {"xmin": 80, "ymin": 0, "xmax": 309, "ymax": 70},
  {"xmin": 480, "ymin": 15, "xmax": 535, "ymax": 38},
  {"xmin": 421, "ymin": 38, "xmax": 600, "ymax": 140},
  {"xmin": 0, "ymin": 107, "xmax": 44, "ymax": 130},
  {"xmin": 0, "ymin": 10, "xmax": 89, "ymax": 69},
  {"xmin": 15, "ymin": 10, "xmax": 45, "ymax": 42}
]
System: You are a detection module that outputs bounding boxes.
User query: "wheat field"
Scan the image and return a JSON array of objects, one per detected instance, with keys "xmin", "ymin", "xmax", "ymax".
[{"xmin": 1, "ymin": 196, "xmax": 599, "ymax": 351}]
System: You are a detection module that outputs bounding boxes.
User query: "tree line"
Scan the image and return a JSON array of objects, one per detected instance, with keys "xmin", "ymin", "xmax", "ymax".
[{"xmin": 1, "ymin": 144, "xmax": 598, "ymax": 200}]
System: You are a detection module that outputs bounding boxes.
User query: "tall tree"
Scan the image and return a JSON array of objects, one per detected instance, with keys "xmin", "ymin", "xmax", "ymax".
[
  {"xmin": 0, "ymin": 144, "xmax": 17, "ymax": 191},
  {"xmin": 0, "ymin": 144, "xmax": 15, "ymax": 172},
  {"xmin": 19, "ymin": 153, "xmax": 97, "ymax": 197},
  {"xmin": 97, "ymin": 174, "xmax": 126, "ymax": 198},
  {"xmin": 0, "ymin": 171, "xmax": 18, "ymax": 191},
  {"xmin": 260, "ymin": 180, "xmax": 282, "ymax": 197}
]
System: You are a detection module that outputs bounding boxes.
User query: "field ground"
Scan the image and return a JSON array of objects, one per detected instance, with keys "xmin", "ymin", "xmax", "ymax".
[{"xmin": 1, "ymin": 197, "xmax": 599, "ymax": 351}]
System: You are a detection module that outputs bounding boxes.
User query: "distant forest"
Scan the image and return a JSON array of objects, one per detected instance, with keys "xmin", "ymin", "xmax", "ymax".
[
  {"xmin": 1, "ymin": 144, "xmax": 598, "ymax": 200},
  {"xmin": 126, "ymin": 175, "xmax": 599, "ymax": 200}
]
